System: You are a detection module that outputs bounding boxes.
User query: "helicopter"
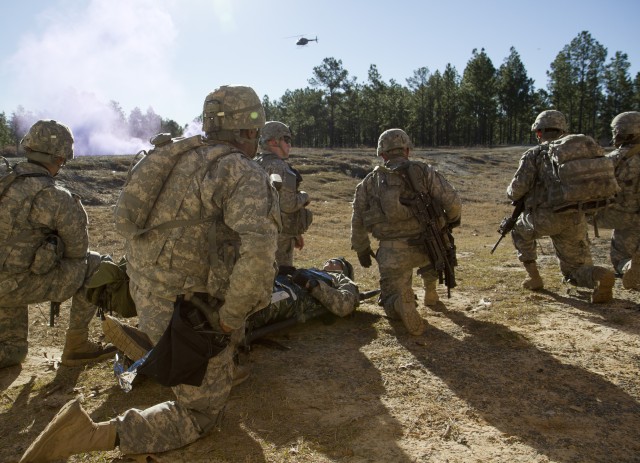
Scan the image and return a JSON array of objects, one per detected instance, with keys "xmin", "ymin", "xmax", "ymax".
[{"xmin": 296, "ymin": 36, "xmax": 318, "ymax": 46}]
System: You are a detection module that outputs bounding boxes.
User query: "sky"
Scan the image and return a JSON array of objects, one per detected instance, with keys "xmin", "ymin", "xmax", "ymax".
[{"xmin": 1, "ymin": 0, "xmax": 638, "ymax": 154}]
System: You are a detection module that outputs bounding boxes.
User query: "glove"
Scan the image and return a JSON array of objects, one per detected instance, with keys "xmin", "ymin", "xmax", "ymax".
[
  {"xmin": 357, "ymin": 247, "xmax": 375, "ymax": 268},
  {"xmin": 278, "ymin": 265, "xmax": 297, "ymax": 276}
]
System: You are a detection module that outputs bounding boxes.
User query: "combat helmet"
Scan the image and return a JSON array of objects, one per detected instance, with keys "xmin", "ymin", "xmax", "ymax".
[
  {"xmin": 531, "ymin": 110, "xmax": 567, "ymax": 132},
  {"xmin": 259, "ymin": 121, "xmax": 292, "ymax": 149},
  {"xmin": 21, "ymin": 120, "xmax": 74, "ymax": 164},
  {"xmin": 377, "ymin": 128, "xmax": 413, "ymax": 157},
  {"xmin": 611, "ymin": 111, "xmax": 640, "ymax": 146},
  {"xmin": 202, "ymin": 85, "xmax": 265, "ymax": 134},
  {"xmin": 325, "ymin": 257, "xmax": 354, "ymax": 281}
]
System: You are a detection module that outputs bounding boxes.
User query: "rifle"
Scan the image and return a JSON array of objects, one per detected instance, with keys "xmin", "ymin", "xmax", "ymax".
[
  {"xmin": 490, "ymin": 198, "xmax": 525, "ymax": 254},
  {"xmin": 395, "ymin": 164, "xmax": 457, "ymax": 298},
  {"xmin": 49, "ymin": 301, "xmax": 61, "ymax": 327}
]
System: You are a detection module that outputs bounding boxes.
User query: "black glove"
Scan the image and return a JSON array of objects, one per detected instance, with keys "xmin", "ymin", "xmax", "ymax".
[{"xmin": 357, "ymin": 247, "xmax": 375, "ymax": 268}]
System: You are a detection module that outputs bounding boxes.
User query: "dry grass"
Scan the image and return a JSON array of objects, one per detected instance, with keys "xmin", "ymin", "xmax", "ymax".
[{"xmin": 2, "ymin": 146, "xmax": 640, "ymax": 463}]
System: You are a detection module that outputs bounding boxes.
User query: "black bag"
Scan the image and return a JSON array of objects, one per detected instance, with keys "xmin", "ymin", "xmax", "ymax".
[{"xmin": 137, "ymin": 295, "xmax": 230, "ymax": 387}]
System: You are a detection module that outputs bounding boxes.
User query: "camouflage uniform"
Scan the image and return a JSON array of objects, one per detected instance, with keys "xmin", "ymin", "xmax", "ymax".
[
  {"xmin": 351, "ymin": 133, "xmax": 461, "ymax": 335},
  {"xmin": 0, "ymin": 135, "xmax": 105, "ymax": 368},
  {"xmin": 254, "ymin": 121, "xmax": 311, "ymax": 267},
  {"xmin": 115, "ymin": 145, "xmax": 280, "ymax": 453},
  {"xmin": 592, "ymin": 144, "xmax": 640, "ymax": 274},
  {"xmin": 248, "ymin": 269, "xmax": 359, "ymax": 331},
  {"xmin": 507, "ymin": 142, "xmax": 602, "ymax": 287}
]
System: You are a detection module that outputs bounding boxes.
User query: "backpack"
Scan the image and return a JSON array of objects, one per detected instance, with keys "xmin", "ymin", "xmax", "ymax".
[
  {"xmin": 544, "ymin": 134, "xmax": 620, "ymax": 212},
  {"xmin": 114, "ymin": 134, "xmax": 207, "ymax": 240}
]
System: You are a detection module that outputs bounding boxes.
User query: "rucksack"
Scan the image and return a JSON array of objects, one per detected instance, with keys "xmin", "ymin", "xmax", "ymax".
[
  {"xmin": 114, "ymin": 134, "xmax": 207, "ymax": 240},
  {"xmin": 544, "ymin": 134, "xmax": 620, "ymax": 212}
]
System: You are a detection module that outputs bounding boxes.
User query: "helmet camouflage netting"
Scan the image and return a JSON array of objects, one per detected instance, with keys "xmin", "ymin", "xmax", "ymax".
[{"xmin": 259, "ymin": 121, "xmax": 292, "ymax": 148}]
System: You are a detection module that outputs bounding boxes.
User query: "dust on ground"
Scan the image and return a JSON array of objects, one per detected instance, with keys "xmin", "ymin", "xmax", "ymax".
[{"xmin": 1, "ymin": 148, "xmax": 639, "ymax": 463}]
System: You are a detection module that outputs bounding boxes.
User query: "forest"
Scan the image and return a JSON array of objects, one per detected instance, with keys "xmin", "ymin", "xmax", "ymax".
[{"xmin": 0, "ymin": 30, "xmax": 638, "ymax": 155}]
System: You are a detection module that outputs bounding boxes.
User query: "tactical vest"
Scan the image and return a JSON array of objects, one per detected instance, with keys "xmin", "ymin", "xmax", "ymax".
[
  {"xmin": 361, "ymin": 162, "xmax": 424, "ymax": 240},
  {"xmin": 611, "ymin": 144, "xmax": 640, "ymax": 212},
  {"xmin": 0, "ymin": 166, "xmax": 53, "ymax": 273}
]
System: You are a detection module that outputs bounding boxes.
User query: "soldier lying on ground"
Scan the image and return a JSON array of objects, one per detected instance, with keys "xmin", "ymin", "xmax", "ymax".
[{"xmin": 101, "ymin": 257, "xmax": 361, "ymax": 372}]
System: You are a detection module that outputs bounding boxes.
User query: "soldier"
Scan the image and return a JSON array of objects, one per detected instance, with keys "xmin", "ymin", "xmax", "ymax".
[
  {"xmin": 254, "ymin": 121, "xmax": 312, "ymax": 267},
  {"xmin": 0, "ymin": 120, "xmax": 115, "ymax": 369},
  {"xmin": 20, "ymin": 85, "xmax": 281, "ymax": 462},
  {"xmin": 507, "ymin": 110, "xmax": 615, "ymax": 302},
  {"xmin": 102, "ymin": 257, "xmax": 360, "ymax": 364},
  {"xmin": 591, "ymin": 111, "xmax": 640, "ymax": 289},
  {"xmin": 350, "ymin": 129, "xmax": 461, "ymax": 336}
]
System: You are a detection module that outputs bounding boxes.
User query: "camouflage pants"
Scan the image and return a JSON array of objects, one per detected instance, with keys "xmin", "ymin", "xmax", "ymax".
[
  {"xmin": 376, "ymin": 242, "xmax": 438, "ymax": 317},
  {"xmin": 511, "ymin": 209, "xmax": 597, "ymax": 287},
  {"xmin": 592, "ymin": 209, "xmax": 640, "ymax": 274},
  {"xmin": 275, "ymin": 235, "xmax": 296, "ymax": 267},
  {"xmin": 0, "ymin": 257, "xmax": 95, "ymax": 368},
  {"xmin": 114, "ymin": 281, "xmax": 238, "ymax": 454}
]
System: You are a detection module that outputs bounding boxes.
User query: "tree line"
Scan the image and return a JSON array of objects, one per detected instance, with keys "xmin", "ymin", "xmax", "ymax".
[
  {"xmin": 1, "ymin": 30, "xmax": 638, "ymax": 154},
  {"xmin": 264, "ymin": 31, "xmax": 638, "ymax": 148}
]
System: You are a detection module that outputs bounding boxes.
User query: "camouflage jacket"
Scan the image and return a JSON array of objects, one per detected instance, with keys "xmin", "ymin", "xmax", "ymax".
[
  {"xmin": 351, "ymin": 158, "xmax": 461, "ymax": 253},
  {"xmin": 607, "ymin": 143, "xmax": 640, "ymax": 213},
  {"xmin": 254, "ymin": 151, "xmax": 309, "ymax": 237},
  {"xmin": 0, "ymin": 162, "xmax": 88, "ymax": 288},
  {"xmin": 247, "ymin": 269, "xmax": 359, "ymax": 330},
  {"xmin": 507, "ymin": 143, "xmax": 559, "ymax": 211},
  {"xmin": 125, "ymin": 143, "xmax": 281, "ymax": 330}
]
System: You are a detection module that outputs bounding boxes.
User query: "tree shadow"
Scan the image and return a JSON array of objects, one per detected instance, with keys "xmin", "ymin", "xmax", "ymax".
[
  {"xmin": 398, "ymin": 304, "xmax": 640, "ymax": 462},
  {"xmin": 232, "ymin": 311, "xmax": 415, "ymax": 462}
]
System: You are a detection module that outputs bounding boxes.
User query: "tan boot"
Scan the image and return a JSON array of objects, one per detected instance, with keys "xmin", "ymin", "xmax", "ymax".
[
  {"xmin": 622, "ymin": 259, "xmax": 640, "ymax": 290},
  {"xmin": 61, "ymin": 329, "xmax": 117, "ymax": 367},
  {"xmin": 394, "ymin": 298, "xmax": 425, "ymax": 336},
  {"xmin": 423, "ymin": 280, "xmax": 439, "ymax": 306},
  {"xmin": 522, "ymin": 261, "xmax": 544, "ymax": 290},
  {"xmin": 592, "ymin": 266, "xmax": 615, "ymax": 304},
  {"xmin": 102, "ymin": 315, "xmax": 153, "ymax": 361},
  {"xmin": 20, "ymin": 399, "xmax": 116, "ymax": 463}
]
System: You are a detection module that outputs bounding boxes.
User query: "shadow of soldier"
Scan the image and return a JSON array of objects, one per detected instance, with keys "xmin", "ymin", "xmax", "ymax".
[
  {"xmin": 540, "ymin": 288, "xmax": 640, "ymax": 337},
  {"xmin": 399, "ymin": 304, "xmax": 640, "ymax": 462},
  {"xmin": 227, "ymin": 310, "xmax": 414, "ymax": 463},
  {"xmin": 1, "ymin": 364, "xmax": 82, "ymax": 462}
]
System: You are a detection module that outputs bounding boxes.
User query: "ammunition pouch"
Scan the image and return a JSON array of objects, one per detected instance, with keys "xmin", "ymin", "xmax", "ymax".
[{"xmin": 30, "ymin": 235, "xmax": 63, "ymax": 275}]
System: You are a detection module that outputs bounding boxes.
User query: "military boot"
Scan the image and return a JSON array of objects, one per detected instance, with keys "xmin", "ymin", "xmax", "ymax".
[
  {"xmin": 19, "ymin": 399, "xmax": 116, "ymax": 463},
  {"xmin": 102, "ymin": 315, "xmax": 153, "ymax": 361},
  {"xmin": 393, "ymin": 298, "xmax": 425, "ymax": 336},
  {"xmin": 591, "ymin": 266, "xmax": 615, "ymax": 304},
  {"xmin": 622, "ymin": 258, "xmax": 640, "ymax": 290},
  {"xmin": 423, "ymin": 280, "xmax": 439, "ymax": 306},
  {"xmin": 61, "ymin": 329, "xmax": 117, "ymax": 367},
  {"xmin": 522, "ymin": 261, "xmax": 544, "ymax": 290}
]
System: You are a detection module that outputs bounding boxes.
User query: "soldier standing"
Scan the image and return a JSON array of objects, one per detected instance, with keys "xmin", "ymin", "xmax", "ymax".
[
  {"xmin": 350, "ymin": 129, "xmax": 461, "ymax": 336},
  {"xmin": 0, "ymin": 120, "xmax": 115, "ymax": 368},
  {"xmin": 592, "ymin": 111, "xmax": 640, "ymax": 289},
  {"xmin": 20, "ymin": 85, "xmax": 281, "ymax": 461},
  {"xmin": 507, "ymin": 110, "xmax": 615, "ymax": 302},
  {"xmin": 254, "ymin": 121, "xmax": 312, "ymax": 267}
]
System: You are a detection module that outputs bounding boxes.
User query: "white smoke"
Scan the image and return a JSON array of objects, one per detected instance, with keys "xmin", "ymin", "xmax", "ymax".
[{"xmin": 6, "ymin": 0, "xmax": 187, "ymax": 155}]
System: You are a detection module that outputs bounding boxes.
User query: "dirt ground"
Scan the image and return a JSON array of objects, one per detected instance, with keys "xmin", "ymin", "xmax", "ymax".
[{"xmin": 1, "ymin": 147, "xmax": 639, "ymax": 463}]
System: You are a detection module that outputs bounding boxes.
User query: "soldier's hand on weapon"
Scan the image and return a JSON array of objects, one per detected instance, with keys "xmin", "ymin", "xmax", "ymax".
[{"xmin": 357, "ymin": 247, "xmax": 375, "ymax": 268}]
